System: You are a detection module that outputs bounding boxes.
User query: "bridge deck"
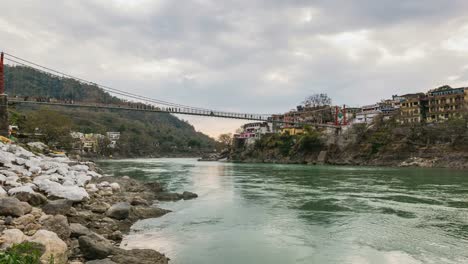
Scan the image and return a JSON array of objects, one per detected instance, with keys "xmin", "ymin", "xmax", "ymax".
[{"xmin": 8, "ymin": 98, "xmax": 340, "ymax": 128}]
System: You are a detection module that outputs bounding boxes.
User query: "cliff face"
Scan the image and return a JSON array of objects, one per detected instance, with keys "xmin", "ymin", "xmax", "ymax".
[{"xmin": 231, "ymin": 116, "xmax": 468, "ymax": 169}]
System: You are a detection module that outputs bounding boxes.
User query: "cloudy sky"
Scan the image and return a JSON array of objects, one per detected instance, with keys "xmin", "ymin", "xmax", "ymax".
[{"xmin": 2, "ymin": 0, "xmax": 468, "ymax": 137}]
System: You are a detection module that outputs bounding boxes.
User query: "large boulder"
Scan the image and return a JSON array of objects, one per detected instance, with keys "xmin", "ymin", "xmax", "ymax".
[
  {"xmin": 41, "ymin": 214, "xmax": 71, "ymax": 240},
  {"xmin": 42, "ymin": 199, "xmax": 73, "ymax": 215},
  {"xmin": 12, "ymin": 214, "xmax": 36, "ymax": 227},
  {"xmin": 0, "ymin": 197, "xmax": 32, "ymax": 217},
  {"xmin": 155, "ymin": 192, "xmax": 182, "ymax": 201},
  {"xmin": 131, "ymin": 206, "xmax": 171, "ymax": 220},
  {"xmin": 182, "ymin": 191, "xmax": 198, "ymax": 200},
  {"xmin": 89, "ymin": 201, "xmax": 111, "ymax": 214},
  {"xmin": 70, "ymin": 223, "xmax": 91, "ymax": 238},
  {"xmin": 27, "ymin": 142, "xmax": 49, "ymax": 152},
  {"xmin": 86, "ymin": 259, "xmax": 117, "ymax": 264},
  {"xmin": 0, "ymin": 186, "xmax": 6, "ymax": 197},
  {"xmin": 110, "ymin": 248, "xmax": 169, "ymax": 264},
  {"xmin": 78, "ymin": 233, "xmax": 114, "ymax": 260},
  {"xmin": 28, "ymin": 230, "xmax": 68, "ymax": 264},
  {"xmin": 106, "ymin": 203, "xmax": 131, "ymax": 220},
  {"xmin": 0, "ymin": 229, "xmax": 27, "ymax": 249},
  {"xmin": 15, "ymin": 191, "xmax": 48, "ymax": 206},
  {"xmin": 34, "ymin": 178, "xmax": 89, "ymax": 202}
]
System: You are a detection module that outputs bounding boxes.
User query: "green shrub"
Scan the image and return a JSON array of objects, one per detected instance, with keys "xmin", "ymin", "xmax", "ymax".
[{"xmin": 0, "ymin": 242, "xmax": 48, "ymax": 264}]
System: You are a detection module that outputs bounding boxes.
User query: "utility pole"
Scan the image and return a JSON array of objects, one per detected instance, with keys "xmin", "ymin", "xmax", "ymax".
[
  {"xmin": 0, "ymin": 52, "xmax": 9, "ymax": 137},
  {"xmin": 335, "ymin": 106, "xmax": 339, "ymax": 126},
  {"xmin": 343, "ymin": 104, "xmax": 347, "ymax": 126}
]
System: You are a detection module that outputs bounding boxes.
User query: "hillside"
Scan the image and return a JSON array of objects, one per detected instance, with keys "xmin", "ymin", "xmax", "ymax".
[
  {"xmin": 231, "ymin": 115, "xmax": 468, "ymax": 169},
  {"xmin": 4, "ymin": 65, "xmax": 217, "ymax": 157}
]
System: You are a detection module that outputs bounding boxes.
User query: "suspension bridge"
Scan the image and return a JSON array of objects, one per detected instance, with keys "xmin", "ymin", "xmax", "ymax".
[{"xmin": 0, "ymin": 51, "xmax": 340, "ymax": 136}]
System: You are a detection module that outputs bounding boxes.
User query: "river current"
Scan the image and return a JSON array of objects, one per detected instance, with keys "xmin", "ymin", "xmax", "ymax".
[{"xmin": 97, "ymin": 158, "xmax": 468, "ymax": 264}]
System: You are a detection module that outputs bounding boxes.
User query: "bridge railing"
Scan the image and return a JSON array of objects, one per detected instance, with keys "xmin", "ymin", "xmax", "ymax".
[{"xmin": 8, "ymin": 96, "xmax": 339, "ymax": 128}]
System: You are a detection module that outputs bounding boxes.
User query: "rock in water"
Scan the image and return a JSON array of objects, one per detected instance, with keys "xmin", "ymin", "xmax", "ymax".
[
  {"xmin": 28, "ymin": 230, "xmax": 68, "ymax": 264},
  {"xmin": 155, "ymin": 192, "xmax": 182, "ymax": 201},
  {"xmin": 110, "ymin": 248, "xmax": 169, "ymax": 264},
  {"xmin": 0, "ymin": 197, "xmax": 32, "ymax": 217},
  {"xmin": 131, "ymin": 206, "xmax": 171, "ymax": 219},
  {"xmin": 78, "ymin": 233, "xmax": 114, "ymax": 260},
  {"xmin": 86, "ymin": 259, "xmax": 117, "ymax": 264},
  {"xmin": 106, "ymin": 202, "xmax": 131, "ymax": 220},
  {"xmin": 182, "ymin": 191, "xmax": 198, "ymax": 200},
  {"xmin": 42, "ymin": 199, "xmax": 73, "ymax": 215}
]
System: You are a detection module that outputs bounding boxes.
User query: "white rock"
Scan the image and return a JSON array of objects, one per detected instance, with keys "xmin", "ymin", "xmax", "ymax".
[
  {"xmin": 15, "ymin": 147, "xmax": 35, "ymax": 158},
  {"xmin": 0, "ymin": 186, "xmax": 7, "ymax": 197},
  {"xmin": 29, "ymin": 166, "xmax": 42, "ymax": 175},
  {"xmin": 56, "ymin": 167, "xmax": 69, "ymax": 176},
  {"xmin": 110, "ymin": 183, "xmax": 120, "ymax": 192},
  {"xmin": 25, "ymin": 158, "xmax": 41, "ymax": 169},
  {"xmin": 98, "ymin": 181, "xmax": 110, "ymax": 188},
  {"xmin": 15, "ymin": 157, "xmax": 27, "ymax": 165},
  {"xmin": 8, "ymin": 185, "xmax": 35, "ymax": 195},
  {"xmin": 27, "ymin": 142, "xmax": 48, "ymax": 151},
  {"xmin": 70, "ymin": 164, "xmax": 89, "ymax": 172},
  {"xmin": 0, "ymin": 175, "xmax": 6, "ymax": 183},
  {"xmin": 39, "ymin": 162, "xmax": 59, "ymax": 170},
  {"xmin": 34, "ymin": 178, "xmax": 89, "ymax": 202},
  {"xmin": 85, "ymin": 184, "xmax": 99, "ymax": 193},
  {"xmin": 73, "ymin": 172, "xmax": 92, "ymax": 187},
  {"xmin": 0, "ymin": 169, "xmax": 17, "ymax": 178},
  {"xmin": 9, "ymin": 165, "xmax": 32, "ymax": 177},
  {"xmin": 87, "ymin": 171, "xmax": 102, "ymax": 178},
  {"xmin": 0, "ymin": 229, "xmax": 27, "ymax": 249},
  {"xmin": 0, "ymin": 151, "xmax": 16, "ymax": 166},
  {"xmin": 44, "ymin": 168, "xmax": 58, "ymax": 175},
  {"xmin": 28, "ymin": 230, "xmax": 68, "ymax": 264}
]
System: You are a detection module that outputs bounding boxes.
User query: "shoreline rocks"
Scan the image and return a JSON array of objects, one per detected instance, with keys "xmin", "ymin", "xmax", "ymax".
[{"xmin": 0, "ymin": 141, "xmax": 198, "ymax": 264}]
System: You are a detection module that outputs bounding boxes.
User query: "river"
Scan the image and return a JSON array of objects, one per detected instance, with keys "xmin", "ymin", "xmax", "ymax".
[{"xmin": 97, "ymin": 158, "xmax": 468, "ymax": 264}]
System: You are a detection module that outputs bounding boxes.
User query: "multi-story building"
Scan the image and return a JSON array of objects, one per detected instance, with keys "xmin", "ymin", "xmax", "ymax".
[
  {"xmin": 426, "ymin": 86, "xmax": 468, "ymax": 122},
  {"xmin": 270, "ymin": 105, "xmax": 334, "ymax": 132},
  {"xmin": 398, "ymin": 93, "xmax": 426, "ymax": 124},
  {"xmin": 106, "ymin": 132, "xmax": 121, "ymax": 149},
  {"xmin": 233, "ymin": 122, "xmax": 272, "ymax": 145}
]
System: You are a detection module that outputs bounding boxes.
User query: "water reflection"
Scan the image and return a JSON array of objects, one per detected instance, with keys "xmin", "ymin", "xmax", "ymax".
[{"xmin": 98, "ymin": 159, "xmax": 468, "ymax": 264}]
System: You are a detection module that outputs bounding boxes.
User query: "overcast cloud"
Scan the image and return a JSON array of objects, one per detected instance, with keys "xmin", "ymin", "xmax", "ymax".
[{"xmin": 1, "ymin": 0, "xmax": 468, "ymax": 137}]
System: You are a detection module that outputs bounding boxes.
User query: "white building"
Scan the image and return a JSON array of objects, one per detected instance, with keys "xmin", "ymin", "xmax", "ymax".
[
  {"xmin": 234, "ymin": 122, "xmax": 272, "ymax": 145},
  {"xmin": 106, "ymin": 132, "xmax": 121, "ymax": 149}
]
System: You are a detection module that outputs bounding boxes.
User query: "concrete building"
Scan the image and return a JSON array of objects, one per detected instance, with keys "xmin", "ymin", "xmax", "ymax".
[
  {"xmin": 354, "ymin": 104, "xmax": 381, "ymax": 124},
  {"xmin": 398, "ymin": 93, "xmax": 426, "ymax": 124},
  {"xmin": 106, "ymin": 132, "xmax": 121, "ymax": 149},
  {"xmin": 234, "ymin": 122, "xmax": 271, "ymax": 145},
  {"xmin": 426, "ymin": 86, "xmax": 468, "ymax": 122}
]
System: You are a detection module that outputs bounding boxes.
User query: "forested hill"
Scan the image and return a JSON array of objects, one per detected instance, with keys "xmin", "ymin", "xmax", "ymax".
[{"xmin": 4, "ymin": 65, "xmax": 217, "ymax": 157}]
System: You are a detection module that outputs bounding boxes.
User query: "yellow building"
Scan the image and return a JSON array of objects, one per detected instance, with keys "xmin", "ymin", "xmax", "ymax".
[
  {"xmin": 399, "ymin": 93, "xmax": 426, "ymax": 124},
  {"xmin": 426, "ymin": 86, "xmax": 468, "ymax": 122},
  {"xmin": 281, "ymin": 127, "xmax": 304, "ymax": 136}
]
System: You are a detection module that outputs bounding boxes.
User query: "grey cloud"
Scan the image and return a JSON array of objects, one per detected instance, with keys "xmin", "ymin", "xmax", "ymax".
[{"xmin": 1, "ymin": 0, "xmax": 468, "ymax": 136}]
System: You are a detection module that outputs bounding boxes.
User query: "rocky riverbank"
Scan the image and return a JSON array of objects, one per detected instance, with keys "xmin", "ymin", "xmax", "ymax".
[{"xmin": 0, "ymin": 142, "xmax": 197, "ymax": 263}]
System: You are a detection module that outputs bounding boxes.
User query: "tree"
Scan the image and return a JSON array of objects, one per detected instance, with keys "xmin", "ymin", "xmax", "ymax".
[
  {"xmin": 218, "ymin": 133, "xmax": 232, "ymax": 147},
  {"xmin": 302, "ymin": 93, "xmax": 332, "ymax": 108},
  {"xmin": 24, "ymin": 108, "xmax": 73, "ymax": 147}
]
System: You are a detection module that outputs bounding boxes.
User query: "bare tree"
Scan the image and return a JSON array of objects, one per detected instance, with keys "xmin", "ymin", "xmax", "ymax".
[{"xmin": 302, "ymin": 93, "xmax": 332, "ymax": 108}]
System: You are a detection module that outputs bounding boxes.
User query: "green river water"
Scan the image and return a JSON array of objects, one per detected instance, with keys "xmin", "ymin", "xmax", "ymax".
[{"xmin": 97, "ymin": 158, "xmax": 468, "ymax": 264}]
